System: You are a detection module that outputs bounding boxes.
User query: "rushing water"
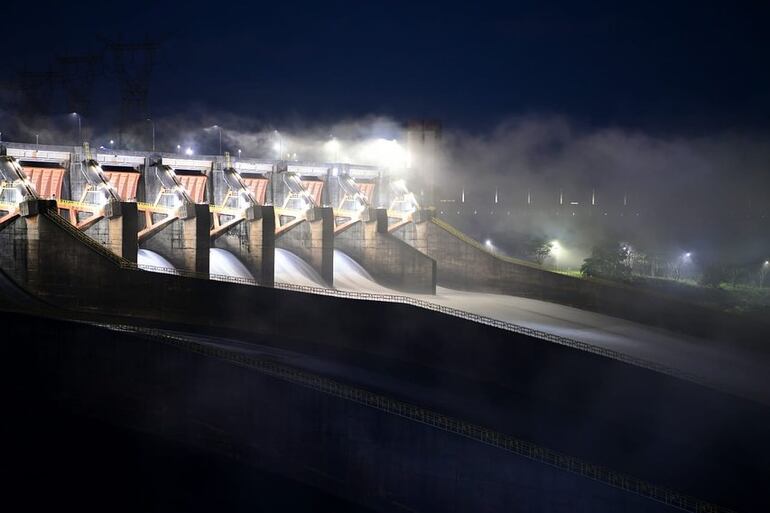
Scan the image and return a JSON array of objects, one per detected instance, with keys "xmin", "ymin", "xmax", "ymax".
[
  {"xmin": 210, "ymin": 248, "xmax": 255, "ymax": 281},
  {"xmin": 332, "ymin": 250, "xmax": 391, "ymax": 294},
  {"xmin": 274, "ymin": 248, "xmax": 325, "ymax": 287},
  {"xmin": 139, "ymin": 246, "xmax": 393, "ymax": 293},
  {"xmin": 137, "ymin": 249, "xmax": 177, "ymax": 273}
]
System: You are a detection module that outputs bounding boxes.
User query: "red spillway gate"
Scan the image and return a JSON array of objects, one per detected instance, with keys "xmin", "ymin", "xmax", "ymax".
[
  {"xmin": 103, "ymin": 171, "xmax": 140, "ymax": 201},
  {"xmin": 22, "ymin": 166, "xmax": 65, "ymax": 199},
  {"xmin": 177, "ymin": 175, "xmax": 208, "ymax": 203}
]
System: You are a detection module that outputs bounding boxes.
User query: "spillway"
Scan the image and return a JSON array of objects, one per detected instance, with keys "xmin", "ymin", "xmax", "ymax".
[
  {"xmin": 138, "ymin": 249, "xmax": 177, "ymax": 274},
  {"xmin": 275, "ymin": 248, "xmax": 325, "ymax": 287},
  {"xmin": 135, "ymin": 246, "xmax": 769, "ymax": 405},
  {"xmin": 210, "ymin": 248, "xmax": 255, "ymax": 281},
  {"xmin": 332, "ymin": 250, "xmax": 392, "ymax": 294}
]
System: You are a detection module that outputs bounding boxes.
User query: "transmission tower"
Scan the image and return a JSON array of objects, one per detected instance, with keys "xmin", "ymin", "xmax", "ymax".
[
  {"xmin": 107, "ymin": 37, "xmax": 159, "ymax": 147},
  {"xmin": 17, "ymin": 66, "xmax": 62, "ymax": 117},
  {"xmin": 56, "ymin": 53, "xmax": 103, "ymax": 116}
]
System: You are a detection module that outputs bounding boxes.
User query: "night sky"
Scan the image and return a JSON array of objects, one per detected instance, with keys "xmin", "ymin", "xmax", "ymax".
[
  {"xmin": 2, "ymin": 0, "xmax": 770, "ymax": 132},
  {"xmin": 2, "ymin": 0, "xmax": 769, "ymax": 260}
]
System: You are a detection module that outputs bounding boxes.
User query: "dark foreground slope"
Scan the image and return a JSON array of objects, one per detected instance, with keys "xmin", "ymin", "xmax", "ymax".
[
  {"xmin": 4, "ymin": 397, "xmax": 371, "ymax": 513},
  {"xmin": 2, "ymin": 309, "xmax": 768, "ymax": 512}
]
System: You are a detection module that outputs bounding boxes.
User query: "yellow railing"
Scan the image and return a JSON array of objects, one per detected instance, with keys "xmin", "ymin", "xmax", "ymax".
[
  {"xmin": 136, "ymin": 201, "xmax": 174, "ymax": 213},
  {"xmin": 56, "ymin": 199, "xmax": 101, "ymax": 213}
]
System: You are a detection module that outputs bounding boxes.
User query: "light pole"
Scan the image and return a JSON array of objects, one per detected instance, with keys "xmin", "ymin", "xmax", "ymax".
[
  {"xmin": 761, "ymin": 261, "xmax": 769, "ymax": 287},
  {"xmin": 676, "ymin": 252, "xmax": 692, "ymax": 281},
  {"xmin": 35, "ymin": 134, "xmax": 39, "ymax": 146},
  {"xmin": 72, "ymin": 112, "xmax": 82, "ymax": 144},
  {"xmin": 238, "ymin": 148, "xmax": 242, "ymax": 160},
  {"xmin": 146, "ymin": 118, "xmax": 155, "ymax": 151}
]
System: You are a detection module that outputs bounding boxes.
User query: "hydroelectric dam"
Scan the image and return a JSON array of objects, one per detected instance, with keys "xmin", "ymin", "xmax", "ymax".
[{"xmin": 2, "ymin": 142, "xmax": 770, "ymax": 512}]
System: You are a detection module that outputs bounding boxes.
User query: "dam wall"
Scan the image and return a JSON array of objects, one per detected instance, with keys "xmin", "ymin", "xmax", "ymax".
[
  {"xmin": 82, "ymin": 202, "xmax": 139, "ymax": 262},
  {"xmin": 392, "ymin": 216, "xmax": 770, "ymax": 343},
  {"xmin": 212, "ymin": 205, "xmax": 276, "ymax": 285},
  {"xmin": 0, "ymin": 200, "xmax": 767, "ymax": 511},
  {"xmin": 140, "ymin": 203, "xmax": 211, "ymax": 273},
  {"xmin": 275, "ymin": 207, "xmax": 334, "ymax": 285},
  {"xmin": 334, "ymin": 209, "xmax": 436, "ymax": 293}
]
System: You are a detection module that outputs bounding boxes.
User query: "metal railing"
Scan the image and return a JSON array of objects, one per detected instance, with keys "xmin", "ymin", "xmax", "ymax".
[{"xmin": 103, "ymin": 323, "xmax": 735, "ymax": 513}]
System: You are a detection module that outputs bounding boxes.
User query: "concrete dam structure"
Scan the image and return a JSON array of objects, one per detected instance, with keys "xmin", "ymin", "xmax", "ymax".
[
  {"xmin": 0, "ymin": 142, "xmax": 435, "ymax": 293},
  {"xmin": 2, "ymin": 141, "xmax": 770, "ymax": 512}
]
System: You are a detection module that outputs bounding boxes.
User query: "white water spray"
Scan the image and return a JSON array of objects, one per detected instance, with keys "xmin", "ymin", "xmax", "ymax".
[
  {"xmin": 332, "ymin": 250, "xmax": 392, "ymax": 294},
  {"xmin": 210, "ymin": 248, "xmax": 255, "ymax": 281},
  {"xmin": 274, "ymin": 248, "xmax": 325, "ymax": 287},
  {"xmin": 138, "ymin": 249, "xmax": 178, "ymax": 274}
]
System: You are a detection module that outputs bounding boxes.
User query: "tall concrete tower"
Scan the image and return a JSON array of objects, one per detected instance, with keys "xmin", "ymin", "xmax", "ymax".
[{"xmin": 405, "ymin": 120, "xmax": 441, "ymax": 208}]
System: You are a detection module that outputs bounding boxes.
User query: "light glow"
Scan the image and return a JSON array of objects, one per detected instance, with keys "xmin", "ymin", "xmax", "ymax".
[
  {"xmin": 365, "ymin": 138, "xmax": 408, "ymax": 169},
  {"xmin": 550, "ymin": 240, "xmax": 564, "ymax": 259},
  {"xmin": 324, "ymin": 137, "xmax": 340, "ymax": 160}
]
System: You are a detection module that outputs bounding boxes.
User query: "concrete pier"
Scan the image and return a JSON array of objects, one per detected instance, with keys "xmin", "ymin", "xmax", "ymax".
[
  {"xmin": 276, "ymin": 206, "xmax": 334, "ymax": 285},
  {"xmin": 83, "ymin": 202, "xmax": 139, "ymax": 262},
  {"xmin": 334, "ymin": 208, "xmax": 436, "ymax": 293},
  {"xmin": 212, "ymin": 205, "xmax": 276, "ymax": 285},
  {"xmin": 140, "ymin": 203, "xmax": 211, "ymax": 273}
]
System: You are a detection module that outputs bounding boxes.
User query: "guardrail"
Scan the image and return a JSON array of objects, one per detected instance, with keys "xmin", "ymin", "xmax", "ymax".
[
  {"xmin": 103, "ymin": 323, "xmax": 735, "ymax": 513},
  {"xmin": 43, "ymin": 206, "xmax": 714, "ymax": 393}
]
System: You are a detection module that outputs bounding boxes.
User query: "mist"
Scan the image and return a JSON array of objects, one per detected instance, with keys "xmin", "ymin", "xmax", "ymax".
[
  {"xmin": 435, "ymin": 116, "xmax": 770, "ymax": 266},
  {"xmin": 2, "ymin": 108, "xmax": 768, "ymax": 265}
]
